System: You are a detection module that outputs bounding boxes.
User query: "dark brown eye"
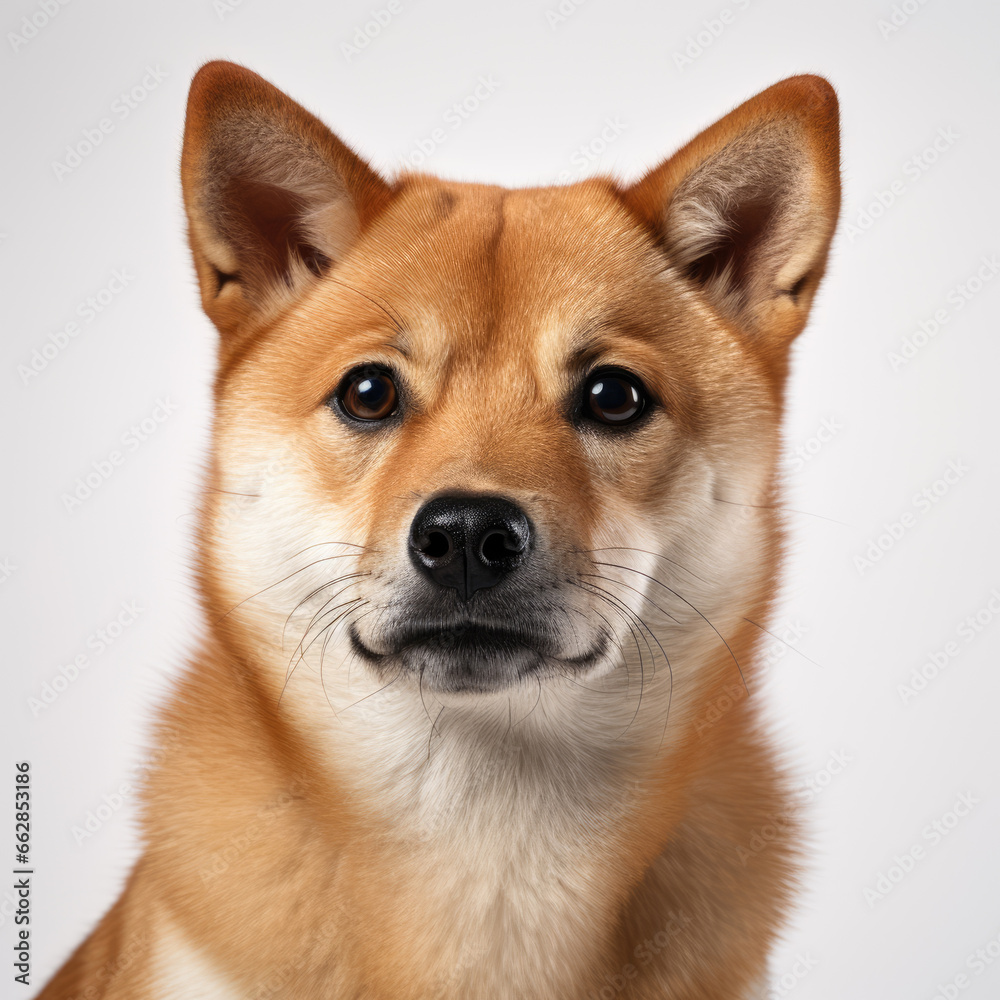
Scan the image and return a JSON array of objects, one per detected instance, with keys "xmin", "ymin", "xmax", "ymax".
[
  {"xmin": 338, "ymin": 367, "xmax": 398, "ymax": 421},
  {"xmin": 584, "ymin": 369, "xmax": 646, "ymax": 426}
]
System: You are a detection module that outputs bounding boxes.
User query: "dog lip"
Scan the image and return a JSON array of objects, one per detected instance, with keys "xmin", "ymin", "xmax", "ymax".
[
  {"xmin": 348, "ymin": 622, "xmax": 388, "ymax": 664},
  {"xmin": 354, "ymin": 620, "xmax": 551, "ymax": 659},
  {"xmin": 348, "ymin": 621, "xmax": 608, "ymax": 671},
  {"xmin": 560, "ymin": 630, "xmax": 609, "ymax": 668}
]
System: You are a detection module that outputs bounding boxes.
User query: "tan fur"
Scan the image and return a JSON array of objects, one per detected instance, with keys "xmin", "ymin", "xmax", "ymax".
[{"xmin": 40, "ymin": 63, "xmax": 840, "ymax": 1000}]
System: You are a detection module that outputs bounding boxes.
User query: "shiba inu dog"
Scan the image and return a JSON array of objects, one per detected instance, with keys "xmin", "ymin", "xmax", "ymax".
[{"xmin": 39, "ymin": 62, "xmax": 839, "ymax": 999}]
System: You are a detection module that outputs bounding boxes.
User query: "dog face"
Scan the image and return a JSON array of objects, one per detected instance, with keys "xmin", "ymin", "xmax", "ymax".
[{"xmin": 182, "ymin": 64, "xmax": 839, "ymax": 714}]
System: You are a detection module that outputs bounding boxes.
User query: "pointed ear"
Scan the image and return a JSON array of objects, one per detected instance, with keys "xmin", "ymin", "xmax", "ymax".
[
  {"xmin": 624, "ymin": 75, "xmax": 840, "ymax": 346},
  {"xmin": 181, "ymin": 61, "xmax": 392, "ymax": 339}
]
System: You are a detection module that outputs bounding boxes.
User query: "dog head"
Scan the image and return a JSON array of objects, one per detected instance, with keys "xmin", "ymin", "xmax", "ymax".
[{"xmin": 181, "ymin": 63, "xmax": 838, "ymax": 721}]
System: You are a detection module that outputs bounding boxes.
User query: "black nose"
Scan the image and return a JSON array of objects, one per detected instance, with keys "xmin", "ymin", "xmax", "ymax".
[{"xmin": 409, "ymin": 495, "xmax": 531, "ymax": 600}]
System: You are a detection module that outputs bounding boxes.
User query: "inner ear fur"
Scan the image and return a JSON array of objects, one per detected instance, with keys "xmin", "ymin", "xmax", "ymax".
[
  {"xmin": 623, "ymin": 75, "xmax": 841, "ymax": 348},
  {"xmin": 181, "ymin": 60, "xmax": 392, "ymax": 339}
]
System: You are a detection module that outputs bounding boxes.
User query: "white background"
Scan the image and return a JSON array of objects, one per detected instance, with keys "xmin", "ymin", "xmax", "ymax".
[{"xmin": 2, "ymin": 0, "xmax": 999, "ymax": 997}]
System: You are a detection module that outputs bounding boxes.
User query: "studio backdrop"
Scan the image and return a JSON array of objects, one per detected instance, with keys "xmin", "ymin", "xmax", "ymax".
[{"xmin": 2, "ymin": 1, "xmax": 998, "ymax": 997}]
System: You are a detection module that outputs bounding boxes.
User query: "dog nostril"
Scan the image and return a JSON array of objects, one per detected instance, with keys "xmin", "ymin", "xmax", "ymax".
[
  {"xmin": 480, "ymin": 530, "xmax": 516, "ymax": 565},
  {"xmin": 422, "ymin": 530, "xmax": 452, "ymax": 560}
]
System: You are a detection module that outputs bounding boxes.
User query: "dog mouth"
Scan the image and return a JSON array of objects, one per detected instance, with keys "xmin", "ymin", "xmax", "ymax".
[{"xmin": 348, "ymin": 620, "xmax": 607, "ymax": 693}]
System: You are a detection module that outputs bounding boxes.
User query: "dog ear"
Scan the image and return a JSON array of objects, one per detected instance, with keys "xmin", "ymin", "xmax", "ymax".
[
  {"xmin": 624, "ymin": 75, "xmax": 840, "ymax": 349},
  {"xmin": 181, "ymin": 61, "xmax": 392, "ymax": 339}
]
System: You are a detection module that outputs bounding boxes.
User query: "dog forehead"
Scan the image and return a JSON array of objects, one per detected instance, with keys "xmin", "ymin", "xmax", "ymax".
[
  {"xmin": 354, "ymin": 177, "xmax": 660, "ymax": 364},
  {"xmin": 415, "ymin": 177, "xmax": 647, "ymax": 279}
]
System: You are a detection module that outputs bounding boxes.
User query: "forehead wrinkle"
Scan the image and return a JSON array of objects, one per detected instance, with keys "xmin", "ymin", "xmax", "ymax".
[
  {"xmin": 403, "ymin": 189, "xmax": 511, "ymax": 360},
  {"xmin": 529, "ymin": 314, "xmax": 654, "ymax": 398},
  {"xmin": 380, "ymin": 331, "xmax": 411, "ymax": 359}
]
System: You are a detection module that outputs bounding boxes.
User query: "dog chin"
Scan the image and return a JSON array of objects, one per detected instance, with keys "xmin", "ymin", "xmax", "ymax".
[{"xmin": 348, "ymin": 621, "xmax": 607, "ymax": 694}]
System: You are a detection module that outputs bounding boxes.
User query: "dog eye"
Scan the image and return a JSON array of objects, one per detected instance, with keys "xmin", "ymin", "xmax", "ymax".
[
  {"xmin": 584, "ymin": 369, "xmax": 647, "ymax": 426},
  {"xmin": 337, "ymin": 367, "xmax": 398, "ymax": 421}
]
